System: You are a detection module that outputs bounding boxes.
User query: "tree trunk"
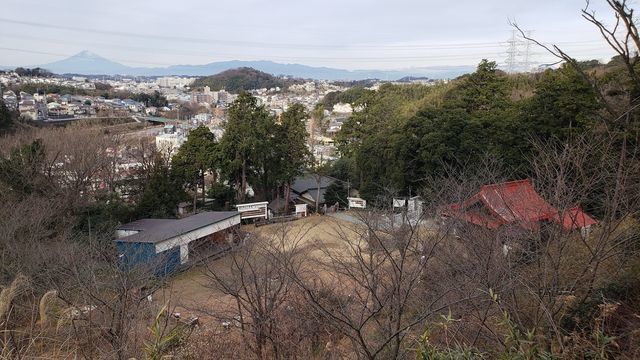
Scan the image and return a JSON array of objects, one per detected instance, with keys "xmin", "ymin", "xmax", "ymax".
[
  {"xmin": 240, "ymin": 157, "xmax": 247, "ymax": 203},
  {"xmin": 316, "ymin": 176, "xmax": 321, "ymax": 213},
  {"xmin": 284, "ymin": 182, "xmax": 291, "ymax": 214},
  {"xmin": 276, "ymin": 184, "xmax": 282, "ymax": 215},
  {"xmin": 201, "ymin": 172, "xmax": 206, "ymax": 207},
  {"xmin": 193, "ymin": 188, "xmax": 197, "ymax": 213}
]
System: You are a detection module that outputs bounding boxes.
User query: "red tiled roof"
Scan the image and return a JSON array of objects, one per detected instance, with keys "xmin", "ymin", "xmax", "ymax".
[
  {"xmin": 557, "ymin": 206, "xmax": 598, "ymax": 231},
  {"xmin": 443, "ymin": 179, "xmax": 597, "ymax": 232},
  {"xmin": 471, "ymin": 179, "xmax": 557, "ymax": 223}
]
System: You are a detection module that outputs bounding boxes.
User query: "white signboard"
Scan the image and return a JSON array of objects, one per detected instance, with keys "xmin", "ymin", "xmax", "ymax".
[
  {"xmin": 295, "ymin": 203, "xmax": 308, "ymax": 217},
  {"xmin": 235, "ymin": 201, "xmax": 269, "ymax": 220},
  {"xmin": 393, "ymin": 198, "xmax": 406, "ymax": 208},
  {"xmin": 347, "ymin": 197, "xmax": 367, "ymax": 209}
]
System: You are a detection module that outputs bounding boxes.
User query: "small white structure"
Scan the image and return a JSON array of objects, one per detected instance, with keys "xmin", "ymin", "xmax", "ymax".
[
  {"xmin": 348, "ymin": 197, "xmax": 367, "ymax": 209},
  {"xmin": 295, "ymin": 204, "xmax": 308, "ymax": 217},
  {"xmin": 332, "ymin": 102, "xmax": 353, "ymax": 114},
  {"xmin": 393, "ymin": 198, "xmax": 406, "ymax": 208},
  {"xmin": 235, "ymin": 201, "xmax": 269, "ymax": 220},
  {"xmin": 155, "ymin": 133, "xmax": 185, "ymax": 157},
  {"xmin": 407, "ymin": 196, "xmax": 423, "ymax": 214}
]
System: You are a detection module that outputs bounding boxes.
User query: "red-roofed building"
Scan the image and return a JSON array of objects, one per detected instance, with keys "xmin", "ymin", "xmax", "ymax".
[
  {"xmin": 556, "ymin": 206, "xmax": 598, "ymax": 231},
  {"xmin": 442, "ymin": 179, "xmax": 597, "ymax": 233}
]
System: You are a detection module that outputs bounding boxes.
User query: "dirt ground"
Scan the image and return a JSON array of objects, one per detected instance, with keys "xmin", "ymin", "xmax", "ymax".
[{"xmin": 153, "ymin": 213, "xmax": 361, "ymax": 326}]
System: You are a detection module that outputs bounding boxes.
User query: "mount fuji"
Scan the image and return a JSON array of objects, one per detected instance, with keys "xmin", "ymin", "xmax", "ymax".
[{"xmin": 26, "ymin": 50, "xmax": 474, "ymax": 80}]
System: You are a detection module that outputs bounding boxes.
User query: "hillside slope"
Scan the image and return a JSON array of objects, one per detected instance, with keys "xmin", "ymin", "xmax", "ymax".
[{"xmin": 192, "ymin": 67, "xmax": 294, "ymax": 93}]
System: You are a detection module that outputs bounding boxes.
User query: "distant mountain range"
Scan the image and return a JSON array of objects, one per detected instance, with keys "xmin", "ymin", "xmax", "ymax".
[{"xmin": 4, "ymin": 51, "xmax": 475, "ymax": 80}]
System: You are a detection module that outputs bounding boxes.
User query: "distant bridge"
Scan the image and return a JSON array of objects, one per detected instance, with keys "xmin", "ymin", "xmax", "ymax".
[{"xmin": 42, "ymin": 115, "xmax": 175, "ymax": 124}]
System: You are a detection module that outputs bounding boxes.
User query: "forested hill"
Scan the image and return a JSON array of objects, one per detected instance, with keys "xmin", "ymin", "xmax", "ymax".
[
  {"xmin": 192, "ymin": 67, "xmax": 297, "ymax": 93},
  {"xmin": 330, "ymin": 57, "xmax": 630, "ymax": 201}
]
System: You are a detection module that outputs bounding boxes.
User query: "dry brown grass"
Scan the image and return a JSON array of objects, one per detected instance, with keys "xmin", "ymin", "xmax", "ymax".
[
  {"xmin": 37, "ymin": 289, "xmax": 64, "ymax": 327},
  {"xmin": 0, "ymin": 273, "xmax": 30, "ymax": 321},
  {"xmin": 162, "ymin": 215, "xmax": 359, "ymax": 324}
]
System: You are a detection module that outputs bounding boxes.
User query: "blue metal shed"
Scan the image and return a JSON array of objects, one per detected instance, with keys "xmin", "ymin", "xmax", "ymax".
[{"xmin": 114, "ymin": 212, "xmax": 241, "ymax": 276}]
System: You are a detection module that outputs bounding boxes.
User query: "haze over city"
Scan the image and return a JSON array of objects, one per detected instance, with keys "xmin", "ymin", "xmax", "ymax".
[{"xmin": 1, "ymin": 0, "xmax": 617, "ymax": 71}]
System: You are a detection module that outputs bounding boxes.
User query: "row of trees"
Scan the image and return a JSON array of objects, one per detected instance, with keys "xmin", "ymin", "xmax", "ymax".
[{"xmin": 162, "ymin": 93, "xmax": 311, "ymax": 215}]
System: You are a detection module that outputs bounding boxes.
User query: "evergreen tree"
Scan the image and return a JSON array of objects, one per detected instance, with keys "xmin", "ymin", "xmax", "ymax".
[
  {"xmin": 0, "ymin": 100, "xmax": 13, "ymax": 134},
  {"xmin": 278, "ymin": 103, "xmax": 311, "ymax": 212},
  {"xmin": 0, "ymin": 139, "xmax": 53, "ymax": 197},
  {"xmin": 171, "ymin": 125, "xmax": 218, "ymax": 211},
  {"xmin": 324, "ymin": 181, "xmax": 348, "ymax": 208},
  {"xmin": 136, "ymin": 157, "xmax": 185, "ymax": 218},
  {"xmin": 219, "ymin": 92, "xmax": 273, "ymax": 202}
]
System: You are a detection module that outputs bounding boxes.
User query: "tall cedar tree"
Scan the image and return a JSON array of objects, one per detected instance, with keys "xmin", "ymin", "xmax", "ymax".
[
  {"xmin": 219, "ymin": 92, "xmax": 273, "ymax": 202},
  {"xmin": 278, "ymin": 103, "xmax": 311, "ymax": 212},
  {"xmin": 171, "ymin": 125, "xmax": 218, "ymax": 212}
]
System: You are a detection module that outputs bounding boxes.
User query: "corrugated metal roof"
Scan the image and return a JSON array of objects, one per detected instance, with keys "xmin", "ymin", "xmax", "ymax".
[
  {"xmin": 116, "ymin": 211, "xmax": 239, "ymax": 244},
  {"xmin": 116, "ymin": 218, "xmax": 176, "ymax": 231}
]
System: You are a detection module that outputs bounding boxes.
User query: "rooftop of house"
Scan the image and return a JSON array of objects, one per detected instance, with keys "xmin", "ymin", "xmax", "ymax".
[
  {"xmin": 290, "ymin": 174, "xmax": 339, "ymax": 205},
  {"xmin": 291, "ymin": 174, "xmax": 336, "ymax": 195},
  {"xmin": 115, "ymin": 211, "xmax": 239, "ymax": 244}
]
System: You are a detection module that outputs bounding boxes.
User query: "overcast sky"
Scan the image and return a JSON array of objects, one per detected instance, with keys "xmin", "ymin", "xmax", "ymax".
[{"xmin": 0, "ymin": 0, "xmax": 622, "ymax": 70}]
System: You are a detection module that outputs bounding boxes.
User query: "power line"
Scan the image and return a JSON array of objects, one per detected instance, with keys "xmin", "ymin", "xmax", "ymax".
[
  {"xmin": 0, "ymin": 18, "xmax": 504, "ymax": 50},
  {"xmin": 0, "ymin": 17, "xmax": 608, "ymax": 51}
]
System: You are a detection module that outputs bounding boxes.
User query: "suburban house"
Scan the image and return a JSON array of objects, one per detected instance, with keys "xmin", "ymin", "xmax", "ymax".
[
  {"xmin": 115, "ymin": 211, "xmax": 241, "ymax": 276},
  {"xmin": 290, "ymin": 174, "xmax": 338, "ymax": 209},
  {"xmin": 441, "ymin": 179, "xmax": 597, "ymax": 234}
]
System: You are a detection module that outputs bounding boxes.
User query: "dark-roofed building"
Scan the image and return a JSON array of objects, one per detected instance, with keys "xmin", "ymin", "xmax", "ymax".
[
  {"xmin": 290, "ymin": 174, "xmax": 337, "ymax": 209},
  {"xmin": 115, "ymin": 211, "xmax": 241, "ymax": 276}
]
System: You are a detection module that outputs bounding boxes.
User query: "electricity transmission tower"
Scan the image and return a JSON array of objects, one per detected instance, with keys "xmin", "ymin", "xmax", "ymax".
[
  {"xmin": 505, "ymin": 30, "xmax": 520, "ymax": 74},
  {"xmin": 505, "ymin": 30, "xmax": 535, "ymax": 73},
  {"xmin": 520, "ymin": 30, "xmax": 534, "ymax": 72}
]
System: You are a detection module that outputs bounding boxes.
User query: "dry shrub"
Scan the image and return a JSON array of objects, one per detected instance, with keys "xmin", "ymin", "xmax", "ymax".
[
  {"xmin": 177, "ymin": 327, "xmax": 252, "ymax": 359},
  {"xmin": 0, "ymin": 273, "xmax": 31, "ymax": 321},
  {"xmin": 37, "ymin": 289, "xmax": 67, "ymax": 327}
]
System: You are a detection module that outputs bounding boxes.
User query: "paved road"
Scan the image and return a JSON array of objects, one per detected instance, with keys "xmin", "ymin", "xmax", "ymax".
[
  {"xmin": 328, "ymin": 211, "xmax": 364, "ymax": 225},
  {"xmin": 329, "ymin": 210, "xmax": 438, "ymax": 229}
]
